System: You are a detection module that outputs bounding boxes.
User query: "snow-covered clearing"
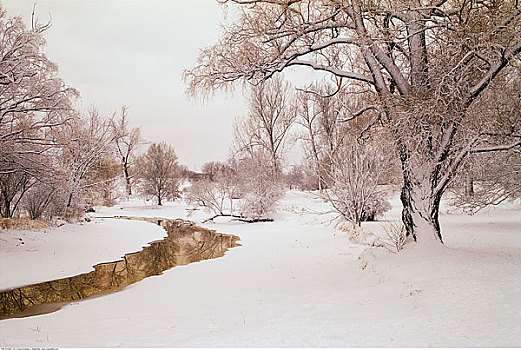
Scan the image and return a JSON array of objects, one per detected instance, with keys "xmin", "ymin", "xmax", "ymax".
[{"xmin": 1, "ymin": 191, "xmax": 520, "ymax": 347}]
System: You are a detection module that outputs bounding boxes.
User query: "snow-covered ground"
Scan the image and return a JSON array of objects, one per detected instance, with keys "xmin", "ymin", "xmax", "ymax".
[{"xmin": 1, "ymin": 190, "xmax": 520, "ymax": 347}]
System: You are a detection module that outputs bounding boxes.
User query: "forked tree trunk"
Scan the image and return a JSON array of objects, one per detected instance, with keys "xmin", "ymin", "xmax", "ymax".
[{"xmin": 400, "ymin": 171, "xmax": 444, "ymax": 245}]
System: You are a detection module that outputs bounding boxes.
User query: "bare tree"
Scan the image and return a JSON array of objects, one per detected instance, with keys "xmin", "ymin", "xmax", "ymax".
[
  {"xmin": 297, "ymin": 84, "xmax": 367, "ymax": 191},
  {"xmin": 232, "ymin": 75, "xmax": 297, "ymax": 176},
  {"xmin": 284, "ymin": 165, "xmax": 306, "ymax": 190},
  {"xmin": 449, "ymin": 65, "xmax": 521, "ymax": 212},
  {"xmin": 296, "ymin": 91, "xmax": 326, "ymax": 191},
  {"xmin": 111, "ymin": 106, "xmax": 143, "ymax": 196},
  {"xmin": 186, "ymin": 0, "xmax": 521, "ymax": 245},
  {"xmin": 84, "ymin": 154, "xmax": 120, "ymax": 207},
  {"xmin": 136, "ymin": 142, "xmax": 180, "ymax": 206},
  {"xmin": 201, "ymin": 161, "xmax": 229, "ymax": 181},
  {"xmin": 178, "ymin": 164, "xmax": 197, "ymax": 180}
]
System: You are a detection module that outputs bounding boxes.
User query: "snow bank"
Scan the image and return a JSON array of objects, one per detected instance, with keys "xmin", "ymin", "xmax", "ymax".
[{"xmin": 0, "ymin": 218, "xmax": 166, "ymax": 290}]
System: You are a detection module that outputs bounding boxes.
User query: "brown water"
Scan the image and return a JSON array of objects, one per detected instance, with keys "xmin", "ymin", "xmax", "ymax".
[{"xmin": 0, "ymin": 217, "xmax": 240, "ymax": 319}]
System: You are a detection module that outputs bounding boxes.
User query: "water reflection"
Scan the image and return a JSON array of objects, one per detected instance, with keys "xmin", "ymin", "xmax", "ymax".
[{"xmin": 0, "ymin": 217, "xmax": 239, "ymax": 318}]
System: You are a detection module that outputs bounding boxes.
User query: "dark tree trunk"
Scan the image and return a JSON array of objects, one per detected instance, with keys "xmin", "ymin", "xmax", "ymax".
[
  {"xmin": 66, "ymin": 192, "xmax": 73, "ymax": 208},
  {"xmin": 1, "ymin": 198, "xmax": 11, "ymax": 218},
  {"xmin": 122, "ymin": 158, "xmax": 132, "ymax": 196},
  {"xmin": 465, "ymin": 173, "xmax": 474, "ymax": 197}
]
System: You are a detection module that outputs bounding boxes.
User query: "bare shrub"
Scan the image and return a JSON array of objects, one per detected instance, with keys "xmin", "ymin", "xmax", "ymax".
[
  {"xmin": 337, "ymin": 221, "xmax": 383, "ymax": 248},
  {"xmin": 186, "ymin": 156, "xmax": 283, "ymax": 222},
  {"xmin": 22, "ymin": 183, "xmax": 56, "ymax": 220},
  {"xmin": 185, "ymin": 178, "xmax": 234, "ymax": 218},
  {"xmin": 324, "ymin": 137, "xmax": 393, "ymax": 227},
  {"xmin": 381, "ymin": 221, "xmax": 407, "ymax": 254}
]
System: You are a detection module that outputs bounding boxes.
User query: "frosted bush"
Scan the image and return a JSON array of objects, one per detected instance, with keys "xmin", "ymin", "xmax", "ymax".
[{"xmin": 236, "ymin": 158, "xmax": 284, "ymax": 219}]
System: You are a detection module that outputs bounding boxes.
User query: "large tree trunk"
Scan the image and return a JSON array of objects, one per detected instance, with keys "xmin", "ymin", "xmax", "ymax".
[{"xmin": 400, "ymin": 171, "xmax": 444, "ymax": 245}]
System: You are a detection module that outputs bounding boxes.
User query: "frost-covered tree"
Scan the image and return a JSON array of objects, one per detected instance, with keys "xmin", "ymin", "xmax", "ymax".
[
  {"xmin": 59, "ymin": 109, "xmax": 116, "ymax": 216},
  {"xmin": 284, "ymin": 165, "xmax": 307, "ymax": 190},
  {"xmin": 186, "ymin": 0, "xmax": 521, "ymax": 245},
  {"xmin": 226, "ymin": 76, "xmax": 294, "ymax": 220},
  {"xmin": 297, "ymin": 83, "xmax": 395, "ymax": 226},
  {"xmin": 136, "ymin": 142, "xmax": 180, "ymax": 206},
  {"xmin": 186, "ymin": 157, "xmax": 282, "ymax": 222},
  {"xmin": 450, "ymin": 150, "xmax": 521, "ymax": 213},
  {"xmin": 0, "ymin": 168, "xmax": 34, "ymax": 218},
  {"xmin": 296, "ymin": 91, "xmax": 327, "ymax": 191},
  {"xmin": 298, "ymin": 85, "xmax": 393, "ymax": 225},
  {"xmin": 84, "ymin": 154, "xmax": 120, "ymax": 207},
  {"xmin": 0, "ymin": 8, "xmax": 76, "ymax": 217}
]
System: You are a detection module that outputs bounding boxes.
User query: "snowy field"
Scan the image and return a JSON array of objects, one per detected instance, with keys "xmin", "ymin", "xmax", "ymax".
[{"xmin": 1, "ymin": 190, "xmax": 520, "ymax": 347}]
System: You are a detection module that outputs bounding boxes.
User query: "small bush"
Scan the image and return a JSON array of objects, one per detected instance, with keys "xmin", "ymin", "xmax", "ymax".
[
  {"xmin": 360, "ymin": 195, "xmax": 392, "ymax": 222},
  {"xmin": 381, "ymin": 221, "xmax": 407, "ymax": 253},
  {"xmin": 337, "ymin": 221, "xmax": 383, "ymax": 247}
]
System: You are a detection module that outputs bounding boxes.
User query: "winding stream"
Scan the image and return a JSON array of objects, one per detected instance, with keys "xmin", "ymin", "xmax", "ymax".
[{"xmin": 0, "ymin": 217, "xmax": 240, "ymax": 319}]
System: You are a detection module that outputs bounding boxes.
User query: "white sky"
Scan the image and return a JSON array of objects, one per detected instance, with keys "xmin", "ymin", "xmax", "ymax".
[{"xmin": 1, "ymin": 0, "xmax": 248, "ymax": 171}]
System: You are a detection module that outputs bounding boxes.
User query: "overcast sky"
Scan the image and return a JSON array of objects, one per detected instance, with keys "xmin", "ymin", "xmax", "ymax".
[{"xmin": 2, "ymin": 0, "xmax": 248, "ymax": 170}]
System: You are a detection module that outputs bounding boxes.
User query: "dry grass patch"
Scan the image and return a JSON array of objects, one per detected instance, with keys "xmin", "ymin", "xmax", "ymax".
[{"xmin": 0, "ymin": 217, "xmax": 51, "ymax": 231}]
